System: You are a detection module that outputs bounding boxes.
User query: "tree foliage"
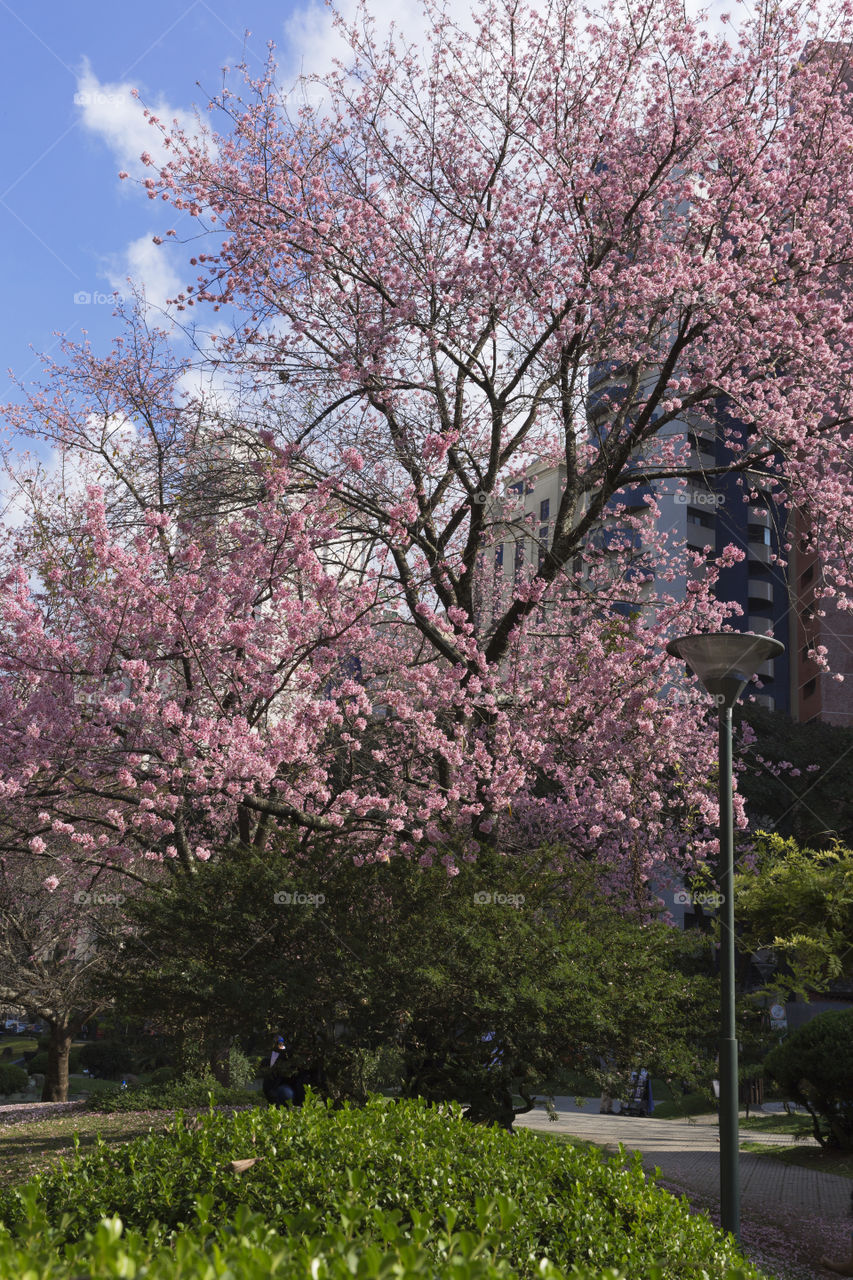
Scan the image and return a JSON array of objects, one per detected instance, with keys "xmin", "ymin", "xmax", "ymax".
[
  {"xmin": 6, "ymin": 0, "xmax": 853, "ymax": 887},
  {"xmin": 764, "ymin": 1009, "xmax": 853, "ymax": 1149},
  {"xmin": 733, "ymin": 832, "xmax": 853, "ymax": 999},
  {"xmin": 110, "ymin": 838, "xmax": 718, "ymax": 1125}
]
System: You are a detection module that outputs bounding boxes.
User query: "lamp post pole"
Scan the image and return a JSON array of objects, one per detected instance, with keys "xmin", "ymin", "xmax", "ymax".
[
  {"xmin": 717, "ymin": 698, "xmax": 739, "ymax": 1238},
  {"xmin": 665, "ymin": 631, "xmax": 784, "ymax": 1242}
]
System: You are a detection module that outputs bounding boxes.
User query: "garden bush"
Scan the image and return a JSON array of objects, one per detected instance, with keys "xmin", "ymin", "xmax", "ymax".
[
  {"xmin": 0, "ymin": 1095, "xmax": 765, "ymax": 1280},
  {"xmin": 764, "ymin": 1008, "xmax": 853, "ymax": 1149},
  {"xmin": 0, "ymin": 1202, "xmax": 761, "ymax": 1280},
  {"xmin": 147, "ymin": 1066, "xmax": 176, "ymax": 1086},
  {"xmin": 78, "ymin": 1041, "xmax": 134, "ymax": 1079},
  {"xmin": 0, "ymin": 1064, "xmax": 28, "ymax": 1096},
  {"xmin": 227, "ymin": 1044, "xmax": 255, "ymax": 1089},
  {"xmin": 83, "ymin": 1075, "xmax": 257, "ymax": 1113}
]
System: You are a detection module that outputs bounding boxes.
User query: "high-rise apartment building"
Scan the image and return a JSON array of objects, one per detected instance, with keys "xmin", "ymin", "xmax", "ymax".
[{"xmin": 475, "ymin": 426, "xmax": 792, "ymax": 712}]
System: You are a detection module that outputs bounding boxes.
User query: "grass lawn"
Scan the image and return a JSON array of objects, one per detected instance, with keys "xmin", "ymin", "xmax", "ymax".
[
  {"xmin": 0, "ymin": 1037, "xmax": 38, "ymax": 1057},
  {"xmin": 67, "ymin": 1075, "xmax": 123, "ymax": 1097},
  {"xmin": 740, "ymin": 1140, "xmax": 853, "ymax": 1178},
  {"xmin": 740, "ymin": 1112, "xmax": 814, "ymax": 1137},
  {"xmin": 739, "ymin": 1137, "xmax": 853, "ymax": 1179},
  {"xmin": 651, "ymin": 1091, "xmax": 717, "ymax": 1119},
  {"xmin": 0, "ymin": 1109, "xmax": 189, "ymax": 1189},
  {"xmin": 737, "ymin": 1109, "xmax": 853, "ymax": 1175}
]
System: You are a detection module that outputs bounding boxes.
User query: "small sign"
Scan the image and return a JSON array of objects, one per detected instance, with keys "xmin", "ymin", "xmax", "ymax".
[{"xmin": 769, "ymin": 1002, "xmax": 787, "ymax": 1030}]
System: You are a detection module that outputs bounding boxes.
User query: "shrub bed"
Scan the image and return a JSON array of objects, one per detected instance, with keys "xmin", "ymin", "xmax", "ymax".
[
  {"xmin": 78, "ymin": 1041, "xmax": 134, "ymax": 1079},
  {"xmin": 0, "ymin": 1067, "xmax": 28, "ymax": 1098},
  {"xmin": 0, "ymin": 1206, "xmax": 760, "ymax": 1280},
  {"xmin": 84, "ymin": 1077, "xmax": 259, "ymax": 1113},
  {"xmin": 0, "ymin": 1095, "xmax": 766, "ymax": 1279},
  {"xmin": 764, "ymin": 1009, "xmax": 853, "ymax": 1149}
]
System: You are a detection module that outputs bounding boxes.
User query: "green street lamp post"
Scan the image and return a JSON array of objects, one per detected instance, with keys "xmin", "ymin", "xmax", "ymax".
[{"xmin": 665, "ymin": 631, "xmax": 785, "ymax": 1241}]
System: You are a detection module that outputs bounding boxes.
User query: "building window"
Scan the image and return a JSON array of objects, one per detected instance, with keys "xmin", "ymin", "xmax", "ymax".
[
  {"xmin": 686, "ymin": 506, "xmax": 716, "ymax": 529},
  {"xmin": 540, "ymin": 498, "xmax": 550, "ymax": 521},
  {"xmin": 800, "ymin": 565, "xmax": 815, "ymax": 586},
  {"xmin": 514, "ymin": 540, "xmax": 525, "ymax": 578},
  {"xmin": 803, "ymin": 677, "xmax": 817, "ymax": 699},
  {"xmin": 494, "ymin": 543, "xmax": 503, "ymax": 571}
]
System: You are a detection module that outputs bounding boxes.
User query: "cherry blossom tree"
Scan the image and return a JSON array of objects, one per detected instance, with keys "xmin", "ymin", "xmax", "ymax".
[
  {"xmin": 0, "ymin": 312, "xmax": 725, "ymax": 893},
  {"xmin": 0, "ymin": 838, "xmax": 133, "ymax": 1100},
  {"xmin": 6, "ymin": 0, "xmax": 853, "ymax": 908}
]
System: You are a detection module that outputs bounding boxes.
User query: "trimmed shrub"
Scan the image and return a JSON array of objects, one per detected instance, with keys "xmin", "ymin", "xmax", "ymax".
[
  {"xmin": 227, "ymin": 1045, "xmax": 255, "ymax": 1089},
  {"xmin": 83, "ymin": 1076, "xmax": 257, "ymax": 1113},
  {"xmin": 0, "ymin": 1096, "xmax": 764, "ymax": 1279},
  {"xmin": 0, "ymin": 1064, "xmax": 28, "ymax": 1096},
  {"xmin": 764, "ymin": 1008, "xmax": 853, "ymax": 1149},
  {"xmin": 78, "ymin": 1042, "xmax": 134, "ymax": 1080},
  {"xmin": 147, "ymin": 1066, "xmax": 176, "ymax": 1086},
  {"xmin": 0, "ymin": 1204, "xmax": 762, "ymax": 1280}
]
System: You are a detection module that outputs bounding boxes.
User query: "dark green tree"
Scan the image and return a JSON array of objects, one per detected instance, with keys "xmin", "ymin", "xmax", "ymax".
[
  {"xmin": 764, "ymin": 1009, "xmax": 853, "ymax": 1149},
  {"xmin": 109, "ymin": 837, "xmax": 718, "ymax": 1126}
]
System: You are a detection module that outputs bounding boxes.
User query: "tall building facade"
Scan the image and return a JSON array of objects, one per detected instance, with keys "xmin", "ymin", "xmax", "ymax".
[{"xmin": 475, "ymin": 423, "xmax": 793, "ymax": 713}]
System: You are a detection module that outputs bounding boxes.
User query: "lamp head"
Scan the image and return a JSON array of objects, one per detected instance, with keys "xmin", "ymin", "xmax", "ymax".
[{"xmin": 666, "ymin": 631, "xmax": 785, "ymax": 709}]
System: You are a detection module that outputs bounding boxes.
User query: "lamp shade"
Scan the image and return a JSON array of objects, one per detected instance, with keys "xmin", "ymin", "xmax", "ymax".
[{"xmin": 666, "ymin": 631, "xmax": 785, "ymax": 707}]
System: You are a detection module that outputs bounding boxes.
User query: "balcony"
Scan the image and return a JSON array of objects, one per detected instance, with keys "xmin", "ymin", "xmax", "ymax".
[
  {"xmin": 747, "ymin": 580, "xmax": 774, "ymax": 603},
  {"xmin": 748, "ymin": 616, "xmax": 774, "ymax": 636},
  {"xmin": 752, "ymin": 694, "xmax": 776, "ymax": 710},
  {"xmin": 755, "ymin": 659, "xmax": 775, "ymax": 678},
  {"xmin": 748, "ymin": 541, "xmax": 772, "ymax": 564}
]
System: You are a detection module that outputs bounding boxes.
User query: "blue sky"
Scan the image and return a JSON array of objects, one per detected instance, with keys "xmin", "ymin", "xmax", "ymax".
[
  {"xmin": 0, "ymin": 0, "xmax": 427, "ymax": 413},
  {"xmin": 0, "ymin": 0, "xmax": 729, "ymax": 424}
]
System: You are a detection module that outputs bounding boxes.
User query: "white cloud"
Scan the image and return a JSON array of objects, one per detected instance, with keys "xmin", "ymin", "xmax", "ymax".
[
  {"xmin": 106, "ymin": 233, "xmax": 183, "ymax": 317},
  {"xmin": 1, "ymin": 417, "xmax": 134, "ymax": 534},
  {"xmin": 74, "ymin": 60, "xmax": 208, "ymax": 178},
  {"xmin": 279, "ymin": 0, "xmax": 452, "ymax": 100}
]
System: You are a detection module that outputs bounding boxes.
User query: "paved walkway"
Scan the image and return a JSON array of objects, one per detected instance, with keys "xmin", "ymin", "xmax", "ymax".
[{"xmin": 516, "ymin": 1098, "xmax": 851, "ymax": 1276}]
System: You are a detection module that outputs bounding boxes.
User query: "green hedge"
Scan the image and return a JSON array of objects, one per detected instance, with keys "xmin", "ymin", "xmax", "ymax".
[
  {"xmin": 78, "ymin": 1041, "xmax": 134, "ymax": 1079},
  {"xmin": 0, "ymin": 1204, "xmax": 760, "ymax": 1280},
  {"xmin": 84, "ymin": 1077, "xmax": 258, "ymax": 1112},
  {"xmin": 0, "ymin": 1096, "xmax": 765, "ymax": 1280},
  {"xmin": 764, "ymin": 1008, "xmax": 853, "ymax": 1149},
  {"xmin": 0, "ymin": 1064, "xmax": 28, "ymax": 1096}
]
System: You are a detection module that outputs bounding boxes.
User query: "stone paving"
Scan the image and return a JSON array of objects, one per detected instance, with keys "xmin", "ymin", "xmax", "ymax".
[{"xmin": 516, "ymin": 1098, "xmax": 852, "ymax": 1275}]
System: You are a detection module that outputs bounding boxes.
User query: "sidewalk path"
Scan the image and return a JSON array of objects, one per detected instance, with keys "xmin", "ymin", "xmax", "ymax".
[{"xmin": 516, "ymin": 1099, "xmax": 851, "ymax": 1277}]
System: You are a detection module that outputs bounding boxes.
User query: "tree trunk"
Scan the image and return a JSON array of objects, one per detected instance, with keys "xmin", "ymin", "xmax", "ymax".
[{"xmin": 41, "ymin": 1025, "xmax": 73, "ymax": 1102}]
